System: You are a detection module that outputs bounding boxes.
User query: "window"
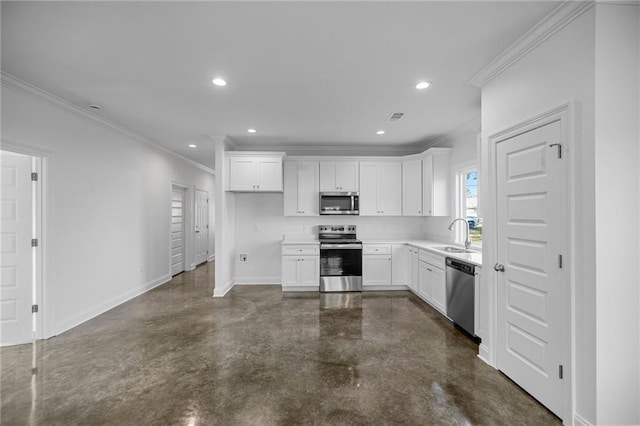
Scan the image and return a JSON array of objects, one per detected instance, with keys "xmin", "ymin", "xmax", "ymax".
[{"xmin": 456, "ymin": 167, "xmax": 482, "ymax": 245}]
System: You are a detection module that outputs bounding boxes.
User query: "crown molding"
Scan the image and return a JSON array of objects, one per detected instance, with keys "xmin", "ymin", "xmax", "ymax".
[
  {"xmin": 468, "ymin": 0, "xmax": 595, "ymax": 88},
  {"xmin": 230, "ymin": 143, "xmax": 423, "ymax": 157},
  {"xmin": 1, "ymin": 71, "xmax": 215, "ymax": 175},
  {"xmin": 427, "ymin": 116, "xmax": 481, "ymax": 148}
]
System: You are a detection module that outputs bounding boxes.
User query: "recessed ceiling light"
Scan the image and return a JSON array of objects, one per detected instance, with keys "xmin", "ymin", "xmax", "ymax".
[
  {"xmin": 188, "ymin": 144, "xmax": 197, "ymax": 148},
  {"xmin": 415, "ymin": 81, "xmax": 430, "ymax": 90},
  {"xmin": 212, "ymin": 78, "xmax": 227, "ymax": 87},
  {"xmin": 376, "ymin": 130, "xmax": 385, "ymax": 135},
  {"xmin": 248, "ymin": 128, "xmax": 257, "ymax": 133},
  {"xmin": 88, "ymin": 104, "xmax": 103, "ymax": 110}
]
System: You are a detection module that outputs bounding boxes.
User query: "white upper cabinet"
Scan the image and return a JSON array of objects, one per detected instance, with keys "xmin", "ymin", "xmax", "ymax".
[
  {"xmin": 284, "ymin": 160, "xmax": 319, "ymax": 216},
  {"xmin": 319, "ymin": 161, "xmax": 359, "ymax": 192},
  {"xmin": 359, "ymin": 162, "xmax": 402, "ymax": 216},
  {"xmin": 227, "ymin": 152, "xmax": 285, "ymax": 192},
  {"xmin": 402, "ymin": 158, "xmax": 422, "ymax": 216},
  {"xmin": 422, "ymin": 148, "xmax": 452, "ymax": 216}
]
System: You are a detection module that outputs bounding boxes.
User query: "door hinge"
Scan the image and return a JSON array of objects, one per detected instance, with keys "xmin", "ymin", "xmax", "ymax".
[
  {"xmin": 31, "ymin": 172, "xmax": 38, "ymax": 181},
  {"xmin": 559, "ymin": 364, "xmax": 563, "ymax": 379},
  {"xmin": 558, "ymin": 254, "xmax": 563, "ymax": 269},
  {"xmin": 31, "ymin": 238, "xmax": 38, "ymax": 247},
  {"xmin": 32, "ymin": 304, "xmax": 38, "ymax": 313},
  {"xmin": 549, "ymin": 143, "xmax": 562, "ymax": 159}
]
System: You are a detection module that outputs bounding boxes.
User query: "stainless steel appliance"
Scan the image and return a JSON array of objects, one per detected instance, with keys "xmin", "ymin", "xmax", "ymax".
[
  {"xmin": 319, "ymin": 192, "xmax": 359, "ymax": 215},
  {"xmin": 446, "ymin": 257, "xmax": 476, "ymax": 337},
  {"xmin": 319, "ymin": 225, "xmax": 362, "ymax": 292}
]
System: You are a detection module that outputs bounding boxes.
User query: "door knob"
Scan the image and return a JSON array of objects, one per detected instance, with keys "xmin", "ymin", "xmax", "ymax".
[{"xmin": 494, "ymin": 263, "xmax": 505, "ymax": 272}]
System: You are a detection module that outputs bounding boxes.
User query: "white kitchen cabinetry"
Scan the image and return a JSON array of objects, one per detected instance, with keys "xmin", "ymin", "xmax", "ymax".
[
  {"xmin": 359, "ymin": 162, "xmax": 402, "ymax": 216},
  {"xmin": 406, "ymin": 246, "xmax": 419, "ymax": 292},
  {"xmin": 363, "ymin": 244, "xmax": 392, "ymax": 286},
  {"xmin": 416, "ymin": 250, "xmax": 447, "ymax": 316},
  {"xmin": 281, "ymin": 245, "xmax": 319, "ymax": 291},
  {"xmin": 402, "ymin": 159, "xmax": 423, "ymax": 216},
  {"xmin": 227, "ymin": 152, "xmax": 285, "ymax": 192},
  {"xmin": 422, "ymin": 148, "xmax": 452, "ymax": 216},
  {"xmin": 284, "ymin": 160, "xmax": 319, "ymax": 216},
  {"xmin": 319, "ymin": 161, "xmax": 359, "ymax": 192},
  {"xmin": 391, "ymin": 244, "xmax": 406, "ymax": 286}
]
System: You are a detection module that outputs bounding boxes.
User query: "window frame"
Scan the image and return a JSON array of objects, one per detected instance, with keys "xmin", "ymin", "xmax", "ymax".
[{"xmin": 454, "ymin": 162, "xmax": 482, "ymax": 249}]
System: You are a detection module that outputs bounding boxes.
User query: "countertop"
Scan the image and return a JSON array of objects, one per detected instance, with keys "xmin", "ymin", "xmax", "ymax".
[{"xmin": 282, "ymin": 236, "xmax": 482, "ymax": 267}]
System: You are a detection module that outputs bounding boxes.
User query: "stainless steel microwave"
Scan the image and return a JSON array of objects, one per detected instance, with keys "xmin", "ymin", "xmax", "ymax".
[{"xmin": 319, "ymin": 192, "xmax": 359, "ymax": 215}]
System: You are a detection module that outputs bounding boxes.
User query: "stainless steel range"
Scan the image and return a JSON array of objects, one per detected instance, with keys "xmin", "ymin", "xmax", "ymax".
[{"xmin": 318, "ymin": 225, "xmax": 362, "ymax": 292}]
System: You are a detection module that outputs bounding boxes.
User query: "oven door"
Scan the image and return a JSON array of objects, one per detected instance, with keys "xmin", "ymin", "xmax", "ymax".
[{"xmin": 320, "ymin": 243, "xmax": 363, "ymax": 292}]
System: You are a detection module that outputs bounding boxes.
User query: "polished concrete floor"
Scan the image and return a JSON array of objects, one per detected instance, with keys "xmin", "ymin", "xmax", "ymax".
[{"xmin": 1, "ymin": 262, "xmax": 560, "ymax": 425}]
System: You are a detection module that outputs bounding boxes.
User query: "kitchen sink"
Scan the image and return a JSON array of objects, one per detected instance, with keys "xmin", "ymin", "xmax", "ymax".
[{"xmin": 433, "ymin": 246, "xmax": 476, "ymax": 254}]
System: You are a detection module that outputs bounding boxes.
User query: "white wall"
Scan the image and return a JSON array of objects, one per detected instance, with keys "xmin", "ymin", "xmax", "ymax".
[
  {"xmin": 594, "ymin": 3, "xmax": 640, "ymax": 424},
  {"xmin": 481, "ymin": 4, "xmax": 640, "ymax": 424},
  {"xmin": 232, "ymin": 193, "xmax": 429, "ymax": 282},
  {"xmin": 213, "ymin": 138, "xmax": 236, "ymax": 296},
  {"xmin": 1, "ymin": 80, "xmax": 215, "ymax": 337},
  {"xmin": 481, "ymin": 7, "xmax": 597, "ymax": 424}
]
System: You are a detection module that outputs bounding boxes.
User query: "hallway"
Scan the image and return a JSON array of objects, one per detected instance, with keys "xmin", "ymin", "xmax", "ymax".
[{"xmin": 1, "ymin": 263, "xmax": 559, "ymax": 425}]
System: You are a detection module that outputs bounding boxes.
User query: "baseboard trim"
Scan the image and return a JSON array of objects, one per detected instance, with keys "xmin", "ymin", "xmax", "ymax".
[
  {"xmin": 208, "ymin": 254, "xmax": 215, "ymax": 262},
  {"xmin": 573, "ymin": 413, "xmax": 593, "ymax": 426},
  {"xmin": 363, "ymin": 285, "xmax": 409, "ymax": 291},
  {"xmin": 233, "ymin": 277, "xmax": 280, "ymax": 285},
  {"xmin": 477, "ymin": 344, "xmax": 494, "ymax": 368},
  {"xmin": 55, "ymin": 273, "xmax": 171, "ymax": 336},
  {"xmin": 282, "ymin": 286, "xmax": 319, "ymax": 292},
  {"xmin": 213, "ymin": 279, "xmax": 234, "ymax": 297}
]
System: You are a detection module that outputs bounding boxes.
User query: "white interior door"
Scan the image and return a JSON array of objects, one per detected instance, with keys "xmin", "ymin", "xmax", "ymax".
[
  {"xmin": 1, "ymin": 151, "xmax": 34, "ymax": 346},
  {"xmin": 171, "ymin": 187, "xmax": 185, "ymax": 276},
  {"xmin": 496, "ymin": 120, "xmax": 564, "ymax": 417},
  {"xmin": 194, "ymin": 189, "xmax": 209, "ymax": 266}
]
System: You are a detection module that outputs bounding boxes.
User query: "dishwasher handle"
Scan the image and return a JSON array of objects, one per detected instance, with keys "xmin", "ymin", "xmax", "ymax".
[{"xmin": 445, "ymin": 257, "xmax": 475, "ymax": 275}]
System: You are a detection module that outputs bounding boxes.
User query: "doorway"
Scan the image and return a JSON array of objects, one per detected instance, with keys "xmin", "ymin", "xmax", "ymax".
[
  {"xmin": 491, "ymin": 108, "xmax": 571, "ymax": 420},
  {"xmin": 171, "ymin": 185, "xmax": 186, "ymax": 276},
  {"xmin": 194, "ymin": 189, "xmax": 209, "ymax": 266},
  {"xmin": 1, "ymin": 150, "xmax": 42, "ymax": 346}
]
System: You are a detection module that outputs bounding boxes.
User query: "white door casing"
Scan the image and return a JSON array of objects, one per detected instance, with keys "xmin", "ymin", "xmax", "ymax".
[
  {"xmin": 171, "ymin": 187, "xmax": 185, "ymax": 276},
  {"xmin": 194, "ymin": 189, "xmax": 209, "ymax": 266},
  {"xmin": 495, "ymin": 119, "xmax": 565, "ymax": 418},
  {"xmin": 1, "ymin": 152, "xmax": 33, "ymax": 346}
]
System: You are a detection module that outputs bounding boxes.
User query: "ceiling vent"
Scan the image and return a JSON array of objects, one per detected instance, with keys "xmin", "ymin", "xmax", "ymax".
[{"xmin": 387, "ymin": 112, "xmax": 405, "ymax": 122}]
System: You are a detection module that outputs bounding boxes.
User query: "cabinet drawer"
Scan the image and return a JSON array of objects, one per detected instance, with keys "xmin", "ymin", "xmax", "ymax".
[
  {"xmin": 363, "ymin": 244, "xmax": 391, "ymax": 255},
  {"xmin": 282, "ymin": 245, "xmax": 319, "ymax": 256},
  {"xmin": 419, "ymin": 249, "xmax": 445, "ymax": 269}
]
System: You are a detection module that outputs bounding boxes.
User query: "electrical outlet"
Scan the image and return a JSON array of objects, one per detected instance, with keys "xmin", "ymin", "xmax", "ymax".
[{"xmin": 239, "ymin": 254, "xmax": 248, "ymax": 263}]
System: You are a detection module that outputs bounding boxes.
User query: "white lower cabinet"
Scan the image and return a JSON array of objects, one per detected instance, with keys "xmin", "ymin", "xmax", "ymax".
[
  {"xmin": 363, "ymin": 244, "xmax": 392, "ymax": 286},
  {"xmin": 391, "ymin": 244, "xmax": 406, "ymax": 285},
  {"xmin": 363, "ymin": 255, "xmax": 392, "ymax": 286},
  {"xmin": 413, "ymin": 249, "xmax": 447, "ymax": 316},
  {"xmin": 281, "ymin": 245, "xmax": 319, "ymax": 290},
  {"xmin": 406, "ymin": 246, "xmax": 419, "ymax": 292},
  {"xmin": 427, "ymin": 264, "xmax": 446, "ymax": 314}
]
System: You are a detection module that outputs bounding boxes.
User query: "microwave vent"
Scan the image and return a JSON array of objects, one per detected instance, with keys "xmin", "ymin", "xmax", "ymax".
[{"xmin": 387, "ymin": 112, "xmax": 405, "ymax": 122}]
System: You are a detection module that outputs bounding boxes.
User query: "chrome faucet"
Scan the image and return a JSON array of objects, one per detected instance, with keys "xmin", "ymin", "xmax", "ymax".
[{"xmin": 448, "ymin": 218, "xmax": 471, "ymax": 249}]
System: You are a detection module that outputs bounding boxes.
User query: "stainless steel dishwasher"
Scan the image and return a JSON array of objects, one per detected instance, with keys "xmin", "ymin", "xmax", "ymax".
[{"xmin": 446, "ymin": 257, "xmax": 476, "ymax": 337}]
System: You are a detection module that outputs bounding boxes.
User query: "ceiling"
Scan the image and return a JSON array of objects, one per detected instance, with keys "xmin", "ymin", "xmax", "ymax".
[{"xmin": 1, "ymin": 1, "xmax": 561, "ymax": 170}]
